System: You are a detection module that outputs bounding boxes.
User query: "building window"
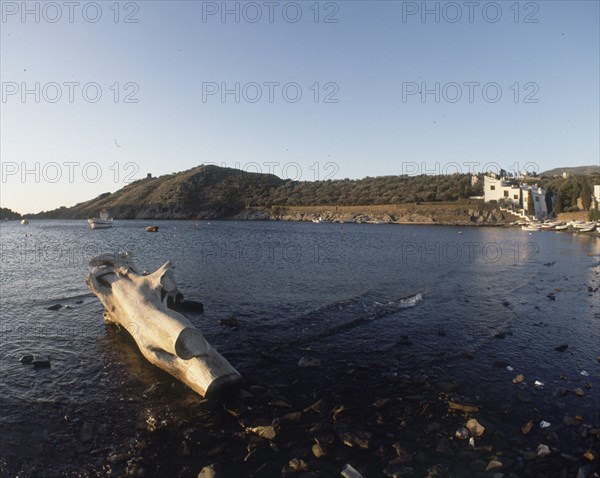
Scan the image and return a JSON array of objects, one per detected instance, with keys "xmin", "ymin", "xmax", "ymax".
[
  {"xmin": 490, "ymin": 185, "xmax": 495, "ymax": 190},
  {"xmin": 535, "ymin": 197, "xmax": 539, "ymax": 202},
  {"xmin": 514, "ymin": 195, "xmax": 519, "ymax": 200},
  {"xmin": 504, "ymin": 191, "xmax": 509, "ymax": 197}
]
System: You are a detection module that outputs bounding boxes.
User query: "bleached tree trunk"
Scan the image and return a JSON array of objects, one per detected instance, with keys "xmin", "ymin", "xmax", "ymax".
[{"xmin": 85, "ymin": 252, "xmax": 241, "ymax": 397}]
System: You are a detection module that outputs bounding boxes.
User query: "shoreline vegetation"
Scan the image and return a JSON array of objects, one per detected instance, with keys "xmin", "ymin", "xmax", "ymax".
[{"xmin": 5, "ymin": 164, "xmax": 599, "ymax": 229}]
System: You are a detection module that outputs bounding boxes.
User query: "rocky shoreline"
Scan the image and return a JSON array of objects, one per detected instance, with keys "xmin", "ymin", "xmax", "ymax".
[
  {"xmin": 232, "ymin": 205, "xmax": 518, "ymax": 227},
  {"xmin": 3, "ymin": 326, "xmax": 598, "ymax": 478}
]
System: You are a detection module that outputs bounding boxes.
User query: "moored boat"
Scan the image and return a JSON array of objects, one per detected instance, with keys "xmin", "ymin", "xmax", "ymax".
[
  {"xmin": 573, "ymin": 222, "xmax": 595, "ymax": 230},
  {"xmin": 578, "ymin": 225, "xmax": 596, "ymax": 233},
  {"xmin": 146, "ymin": 226, "xmax": 159, "ymax": 232},
  {"xmin": 555, "ymin": 224, "xmax": 569, "ymax": 231},
  {"xmin": 20, "ymin": 219, "xmax": 29, "ymax": 225},
  {"xmin": 88, "ymin": 210, "xmax": 113, "ymax": 229}
]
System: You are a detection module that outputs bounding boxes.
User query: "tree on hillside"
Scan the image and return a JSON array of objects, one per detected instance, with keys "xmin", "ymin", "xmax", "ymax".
[
  {"xmin": 545, "ymin": 190, "xmax": 554, "ymax": 216},
  {"xmin": 580, "ymin": 180, "xmax": 592, "ymax": 210},
  {"xmin": 0, "ymin": 207, "xmax": 21, "ymax": 220},
  {"xmin": 527, "ymin": 192, "xmax": 535, "ymax": 217}
]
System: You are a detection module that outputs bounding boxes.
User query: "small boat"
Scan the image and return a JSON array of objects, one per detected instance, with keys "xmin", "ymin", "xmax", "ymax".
[
  {"xmin": 541, "ymin": 222, "xmax": 558, "ymax": 229},
  {"xmin": 573, "ymin": 222, "xmax": 595, "ymax": 230},
  {"xmin": 555, "ymin": 224, "xmax": 569, "ymax": 231},
  {"xmin": 578, "ymin": 225, "xmax": 596, "ymax": 233},
  {"xmin": 20, "ymin": 219, "xmax": 29, "ymax": 225},
  {"xmin": 522, "ymin": 224, "xmax": 541, "ymax": 232},
  {"xmin": 88, "ymin": 209, "xmax": 113, "ymax": 229},
  {"xmin": 312, "ymin": 216, "xmax": 322, "ymax": 224},
  {"xmin": 146, "ymin": 226, "xmax": 159, "ymax": 232}
]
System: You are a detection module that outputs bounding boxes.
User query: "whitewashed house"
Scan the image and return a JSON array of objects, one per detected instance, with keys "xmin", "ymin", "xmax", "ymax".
[
  {"xmin": 521, "ymin": 184, "xmax": 548, "ymax": 219},
  {"xmin": 594, "ymin": 185, "xmax": 600, "ymax": 207},
  {"xmin": 483, "ymin": 176, "xmax": 521, "ymax": 205},
  {"xmin": 484, "ymin": 174, "xmax": 548, "ymax": 219}
]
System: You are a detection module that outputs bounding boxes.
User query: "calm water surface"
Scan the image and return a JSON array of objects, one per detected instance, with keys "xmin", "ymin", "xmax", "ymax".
[{"xmin": 0, "ymin": 220, "xmax": 598, "ymax": 474}]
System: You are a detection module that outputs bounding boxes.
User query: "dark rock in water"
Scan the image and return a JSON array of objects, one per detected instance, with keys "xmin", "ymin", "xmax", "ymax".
[
  {"xmin": 502, "ymin": 301, "xmax": 511, "ymax": 307},
  {"xmin": 47, "ymin": 304, "xmax": 62, "ymax": 311},
  {"xmin": 167, "ymin": 292, "xmax": 204, "ymax": 313},
  {"xmin": 493, "ymin": 360, "xmax": 510, "ymax": 368},
  {"xmin": 32, "ymin": 358, "xmax": 51, "ymax": 368},
  {"xmin": 555, "ymin": 344, "xmax": 569, "ymax": 352},
  {"xmin": 19, "ymin": 354, "xmax": 34, "ymax": 364},
  {"xmin": 547, "ymin": 293, "xmax": 556, "ymax": 301},
  {"xmin": 218, "ymin": 316, "xmax": 239, "ymax": 328},
  {"xmin": 75, "ymin": 300, "xmax": 84, "ymax": 304},
  {"xmin": 298, "ymin": 357, "xmax": 321, "ymax": 368},
  {"xmin": 494, "ymin": 332, "xmax": 507, "ymax": 339}
]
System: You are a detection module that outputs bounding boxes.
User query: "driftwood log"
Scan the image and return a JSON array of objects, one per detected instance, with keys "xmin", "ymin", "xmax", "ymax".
[{"xmin": 85, "ymin": 252, "xmax": 241, "ymax": 397}]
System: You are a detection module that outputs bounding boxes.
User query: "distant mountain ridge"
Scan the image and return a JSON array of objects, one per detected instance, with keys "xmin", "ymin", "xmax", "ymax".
[{"xmin": 540, "ymin": 165, "xmax": 600, "ymax": 177}]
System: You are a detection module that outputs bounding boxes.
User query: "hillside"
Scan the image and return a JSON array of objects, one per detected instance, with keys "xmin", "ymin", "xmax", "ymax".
[
  {"xmin": 33, "ymin": 165, "xmax": 285, "ymax": 220},
  {"xmin": 0, "ymin": 207, "xmax": 22, "ymax": 220},
  {"xmin": 32, "ymin": 165, "xmax": 485, "ymax": 220},
  {"xmin": 539, "ymin": 165, "xmax": 600, "ymax": 177}
]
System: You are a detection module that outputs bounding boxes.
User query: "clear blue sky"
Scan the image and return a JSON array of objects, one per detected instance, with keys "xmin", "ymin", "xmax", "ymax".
[{"xmin": 1, "ymin": 0, "xmax": 598, "ymax": 214}]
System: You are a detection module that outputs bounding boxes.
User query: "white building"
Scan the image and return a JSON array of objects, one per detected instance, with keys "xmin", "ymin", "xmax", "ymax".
[
  {"xmin": 484, "ymin": 175, "xmax": 548, "ymax": 219},
  {"xmin": 521, "ymin": 185, "xmax": 548, "ymax": 219},
  {"xmin": 483, "ymin": 176, "xmax": 521, "ymax": 205},
  {"xmin": 594, "ymin": 185, "xmax": 600, "ymax": 207}
]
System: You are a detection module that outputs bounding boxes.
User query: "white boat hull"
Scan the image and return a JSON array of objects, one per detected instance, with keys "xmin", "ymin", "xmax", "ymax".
[{"xmin": 88, "ymin": 219, "xmax": 113, "ymax": 229}]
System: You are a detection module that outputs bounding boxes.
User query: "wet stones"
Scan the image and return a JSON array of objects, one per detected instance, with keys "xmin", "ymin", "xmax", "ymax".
[
  {"xmin": 335, "ymin": 423, "xmax": 372, "ymax": 449},
  {"xmin": 555, "ymin": 344, "xmax": 569, "ymax": 352},
  {"xmin": 485, "ymin": 459, "xmax": 503, "ymax": 471},
  {"xmin": 311, "ymin": 442, "xmax": 327, "ymax": 458},
  {"xmin": 246, "ymin": 425, "xmax": 277, "ymax": 441},
  {"xmin": 521, "ymin": 419, "xmax": 534, "ymax": 435},
  {"xmin": 197, "ymin": 464, "xmax": 219, "ymax": 478},
  {"xmin": 466, "ymin": 418, "xmax": 485, "ymax": 437},
  {"xmin": 537, "ymin": 444, "xmax": 551, "ymax": 457},
  {"xmin": 448, "ymin": 401, "xmax": 479, "ymax": 413},
  {"xmin": 19, "ymin": 354, "xmax": 34, "ymax": 364},
  {"xmin": 373, "ymin": 398, "xmax": 391, "ymax": 409},
  {"xmin": 383, "ymin": 464, "xmax": 415, "ymax": 478},
  {"xmin": 573, "ymin": 388, "xmax": 585, "ymax": 397},
  {"xmin": 47, "ymin": 304, "xmax": 62, "ymax": 311}
]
